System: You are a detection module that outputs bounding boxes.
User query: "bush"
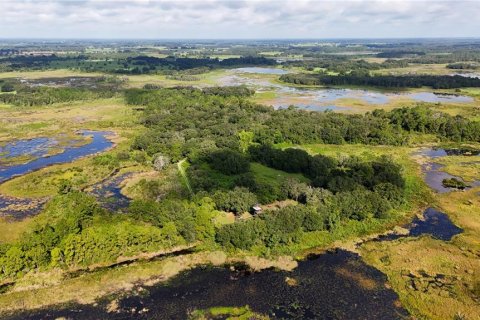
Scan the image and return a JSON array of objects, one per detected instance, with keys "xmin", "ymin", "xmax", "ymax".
[
  {"xmin": 1, "ymin": 83, "xmax": 15, "ymax": 92},
  {"xmin": 212, "ymin": 187, "xmax": 258, "ymax": 214},
  {"xmin": 442, "ymin": 178, "xmax": 469, "ymax": 189},
  {"xmin": 116, "ymin": 151, "xmax": 130, "ymax": 161}
]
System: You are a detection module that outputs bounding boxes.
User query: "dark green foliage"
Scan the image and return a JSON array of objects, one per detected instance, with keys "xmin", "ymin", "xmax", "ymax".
[
  {"xmin": 0, "ymin": 191, "xmax": 190, "ymax": 279},
  {"xmin": 215, "ymin": 220, "xmax": 263, "ymax": 250},
  {"xmin": 0, "ymin": 86, "xmax": 115, "ymax": 106},
  {"xmin": 188, "ymin": 165, "xmax": 221, "ymax": 192},
  {"xmin": 442, "ymin": 178, "xmax": 469, "ymax": 189},
  {"xmin": 447, "ymin": 62, "xmax": 478, "ymax": 70},
  {"xmin": 0, "ymin": 192, "xmax": 98, "ymax": 277},
  {"xmin": 92, "ymin": 154, "xmax": 119, "ymax": 169},
  {"xmin": 216, "ymin": 205, "xmax": 325, "ymax": 250},
  {"xmin": 202, "ymin": 86, "xmax": 255, "ymax": 97},
  {"xmin": 128, "ymin": 88, "xmax": 480, "ymax": 161},
  {"xmin": 336, "ymin": 189, "xmax": 391, "ymax": 220},
  {"xmin": 285, "ymin": 56, "xmax": 409, "ymax": 74},
  {"xmin": 1, "ymin": 54, "xmax": 274, "ymax": 74},
  {"xmin": 208, "ymin": 149, "xmax": 250, "ymax": 175},
  {"xmin": 124, "ymin": 55, "xmax": 275, "ymax": 73},
  {"xmin": 213, "ymin": 187, "xmax": 258, "ymax": 214},
  {"xmin": 253, "ymin": 181, "xmax": 283, "ymax": 204},
  {"xmin": 116, "ymin": 151, "xmax": 130, "ymax": 161},
  {"xmin": 387, "ymin": 106, "xmax": 480, "ymax": 142},
  {"xmin": 280, "ymin": 73, "xmax": 480, "ymax": 89},
  {"xmin": 57, "ymin": 179, "xmax": 75, "ymax": 195},
  {"xmin": 0, "ymin": 82, "xmax": 15, "ymax": 92},
  {"xmin": 373, "ymin": 183, "xmax": 405, "ymax": 207},
  {"xmin": 249, "ymin": 145, "xmax": 404, "ymax": 194}
]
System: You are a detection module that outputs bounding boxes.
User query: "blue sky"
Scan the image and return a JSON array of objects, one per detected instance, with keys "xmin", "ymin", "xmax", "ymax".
[{"xmin": 0, "ymin": 0, "xmax": 478, "ymax": 39}]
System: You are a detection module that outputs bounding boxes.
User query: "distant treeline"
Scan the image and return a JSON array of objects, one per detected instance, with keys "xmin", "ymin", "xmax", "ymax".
[
  {"xmin": 126, "ymin": 55, "xmax": 275, "ymax": 71},
  {"xmin": 447, "ymin": 62, "xmax": 479, "ymax": 70},
  {"xmin": 285, "ymin": 57, "xmax": 408, "ymax": 74},
  {"xmin": 0, "ymin": 86, "xmax": 116, "ymax": 106},
  {"xmin": 0, "ymin": 54, "xmax": 276, "ymax": 74},
  {"xmin": 279, "ymin": 73, "xmax": 480, "ymax": 89},
  {"xmin": 406, "ymin": 51, "xmax": 480, "ymax": 64},
  {"xmin": 376, "ymin": 51, "xmax": 426, "ymax": 58}
]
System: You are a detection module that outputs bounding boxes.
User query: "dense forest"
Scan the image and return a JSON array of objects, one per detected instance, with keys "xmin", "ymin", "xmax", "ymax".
[
  {"xmin": 0, "ymin": 77, "xmax": 123, "ymax": 106},
  {"xmin": 279, "ymin": 73, "xmax": 480, "ymax": 89},
  {"xmin": 0, "ymin": 86, "xmax": 116, "ymax": 106},
  {"xmin": 127, "ymin": 87, "xmax": 480, "ymax": 160}
]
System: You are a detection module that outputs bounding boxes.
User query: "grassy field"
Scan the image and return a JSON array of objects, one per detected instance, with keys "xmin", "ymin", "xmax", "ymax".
[
  {"xmin": 190, "ymin": 306, "xmax": 269, "ymax": 320},
  {"xmin": 125, "ymin": 69, "xmax": 226, "ymax": 88},
  {"xmin": 0, "ymin": 97, "xmax": 136, "ymax": 141},
  {"xmin": 373, "ymin": 63, "xmax": 454, "ymax": 76},
  {"xmin": 250, "ymin": 162, "xmax": 310, "ymax": 187},
  {"xmin": 0, "ymin": 69, "xmax": 104, "ymax": 79}
]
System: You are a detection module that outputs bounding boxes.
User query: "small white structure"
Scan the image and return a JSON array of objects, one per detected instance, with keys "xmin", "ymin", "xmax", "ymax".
[{"xmin": 252, "ymin": 204, "xmax": 262, "ymax": 214}]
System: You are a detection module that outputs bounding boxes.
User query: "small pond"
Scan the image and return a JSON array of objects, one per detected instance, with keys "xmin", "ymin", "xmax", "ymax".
[
  {"xmin": 408, "ymin": 92, "xmax": 474, "ymax": 103},
  {"xmin": 376, "ymin": 207, "xmax": 463, "ymax": 242},
  {"xmin": 416, "ymin": 147, "xmax": 480, "ymax": 193},
  {"xmin": 0, "ymin": 137, "xmax": 59, "ymax": 160}
]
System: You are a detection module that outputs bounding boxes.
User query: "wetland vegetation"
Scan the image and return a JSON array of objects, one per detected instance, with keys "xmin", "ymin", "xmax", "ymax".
[{"xmin": 0, "ymin": 38, "xmax": 479, "ymax": 320}]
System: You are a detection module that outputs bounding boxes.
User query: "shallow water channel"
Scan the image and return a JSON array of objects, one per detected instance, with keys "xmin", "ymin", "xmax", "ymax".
[{"xmin": 416, "ymin": 147, "xmax": 480, "ymax": 193}]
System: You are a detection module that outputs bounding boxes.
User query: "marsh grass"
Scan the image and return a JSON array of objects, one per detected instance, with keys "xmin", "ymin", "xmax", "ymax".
[{"xmin": 360, "ymin": 181, "xmax": 480, "ymax": 319}]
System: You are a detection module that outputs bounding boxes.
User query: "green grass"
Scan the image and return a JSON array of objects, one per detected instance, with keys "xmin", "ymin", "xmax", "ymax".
[
  {"xmin": 190, "ymin": 306, "xmax": 269, "ymax": 320},
  {"xmin": 250, "ymin": 162, "xmax": 310, "ymax": 188},
  {"xmin": 0, "ymin": 217, "xmax": 36, "ymax": 243},
  {"xmin": 178, "ymin": 159, "xmax": 193, "ymax": 195},
  {"xmin": 436, "ymin": 154, "xmax": 480, "ymax": 182},
  {"xmin": 194, "ymin": 162, "xmax": 310, "ymax": 192}
]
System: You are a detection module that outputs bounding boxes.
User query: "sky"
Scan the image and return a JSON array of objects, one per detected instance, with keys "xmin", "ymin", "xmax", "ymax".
[{"xmin": 0, "ymin": 0, "xmax": 479, "ymax": 39}]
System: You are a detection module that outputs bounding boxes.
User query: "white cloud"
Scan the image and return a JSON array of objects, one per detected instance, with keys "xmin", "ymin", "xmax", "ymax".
[{"xmin": 0, "ymin": 0, "xmax": 478, "ymax": 38}]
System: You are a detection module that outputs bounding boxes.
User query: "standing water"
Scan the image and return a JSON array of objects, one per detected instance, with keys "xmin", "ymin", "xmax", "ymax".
[
  {"xmin": 0, "ymin": 131, "xmax": 114, "ymax": 218},
  {"xmin": 0, "ymin": 131, "xmax": 114, "ymax": 184}
]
